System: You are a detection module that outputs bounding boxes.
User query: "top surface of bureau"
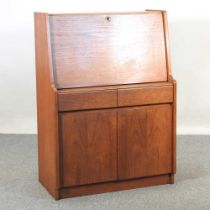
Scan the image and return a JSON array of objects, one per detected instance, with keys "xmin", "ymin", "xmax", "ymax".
[{"xmin": 48, "ymin": 11, "xmax": 168, "ymax": 89}]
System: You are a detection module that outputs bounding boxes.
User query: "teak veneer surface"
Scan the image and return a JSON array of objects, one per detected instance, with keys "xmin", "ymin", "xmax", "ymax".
[
  {"xmin": 60, "ymin": 174, "xmax": 172, "ymax": 198},
  {"xmin": 35, "ymin": 10, "xmax": 176, "ymax": 200},
  {"xmin": 49, "ymin": 12, "xmax": 167, "ymax": 88},
  {"xmin": 34, "ymin": 13, "xmax": 60, "ymax": 199},
  {"xmin": 58, "ymin": 83, "xmax": 173, "ymax": 111},
  {"xmin": 61, "ymin": 110, "xmax": 117, "ymax": 187},
  {"xmin": 118, "ymin": 104, "xmax": 172, "ymax": 179}
]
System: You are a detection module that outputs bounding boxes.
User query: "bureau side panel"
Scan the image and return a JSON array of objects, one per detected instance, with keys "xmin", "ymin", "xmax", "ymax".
[
  {"xmin": 172, "ymin": 80, "xmax": 177, "ymax": 175},
  {"xmin": 34, "ymin": 13, "xmax": 60, "ymax": 199}
]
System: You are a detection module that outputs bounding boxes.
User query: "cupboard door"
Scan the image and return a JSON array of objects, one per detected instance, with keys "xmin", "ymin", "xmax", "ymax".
[
  {"xmin": 118, "ymin": 104, "xmax": 172, "ymax": 180},
  {"xmin": 60, "ymin": 109, "xmax": 117, "ymax": 187}
]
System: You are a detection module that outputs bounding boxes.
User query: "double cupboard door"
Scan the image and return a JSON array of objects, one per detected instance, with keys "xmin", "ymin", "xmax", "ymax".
[{"xmin": 60, "ymin": 104, "xmax": 172, "ymax": 187}]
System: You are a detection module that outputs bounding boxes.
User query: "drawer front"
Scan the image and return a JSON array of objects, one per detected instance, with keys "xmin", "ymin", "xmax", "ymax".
[
  {"xmin": 118, "ymin": 85, "xmax": 173, "ymax": 107},
  {"xmin": 58, "ymin": 90, "xmax": 117, "ymax": 111}
]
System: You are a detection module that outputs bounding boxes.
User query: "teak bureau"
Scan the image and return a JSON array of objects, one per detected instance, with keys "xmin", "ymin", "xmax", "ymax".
[{"xmin": 34, "ymin": 10, "xmax": 176, "ymax": 200}]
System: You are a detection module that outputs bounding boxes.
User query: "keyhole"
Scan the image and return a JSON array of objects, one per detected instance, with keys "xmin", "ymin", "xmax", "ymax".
[{"xmin": 106, "ymin": 16, "xmax": 111, "ymax": 22}]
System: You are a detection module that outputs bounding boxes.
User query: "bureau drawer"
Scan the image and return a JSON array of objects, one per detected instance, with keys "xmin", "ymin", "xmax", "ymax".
[
  {"xmin": 118, "ymin": 84, "xmax": 173, "ymax": 107},
  {"xmin": 58, "ymin": 89, "xmax": 117, "ymax": 111}
]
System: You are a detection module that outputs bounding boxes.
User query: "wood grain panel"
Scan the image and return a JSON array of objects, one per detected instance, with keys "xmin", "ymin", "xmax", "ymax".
[
  {"xmin": 118, "ymin": 84, "xmax": 173, "ymax": 106},
  {"xmin": 172, "ymin": 80, "xmax": 177, "ymax": 175},
  {"xmin": 60, "ymin": 174, "xmax": 172, "ymax": 198},
  {"xmin": 58, "ymin": 89, "xmax": 117, "ymax": 111},
  {"xmin": 35, "ymin": 11, "xmax": 176, "ymax": 200},
  {"xmin": 49, "ymin": 12, "xmax": 167, "ymax": 88},
  {"xmin": 60, "ymin": 109, "xmax": 117, "ymax": 186},
  {"xmin": 162, "ymin": 10, "xmax": 173, "ymax": 82},
  {"xmin": 118, "ymin": 104, "xmax": 172, "ymax": 180},
  {"xmin": 34, "ymin": 13, "xmax": 60, "ymax": 199}
]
